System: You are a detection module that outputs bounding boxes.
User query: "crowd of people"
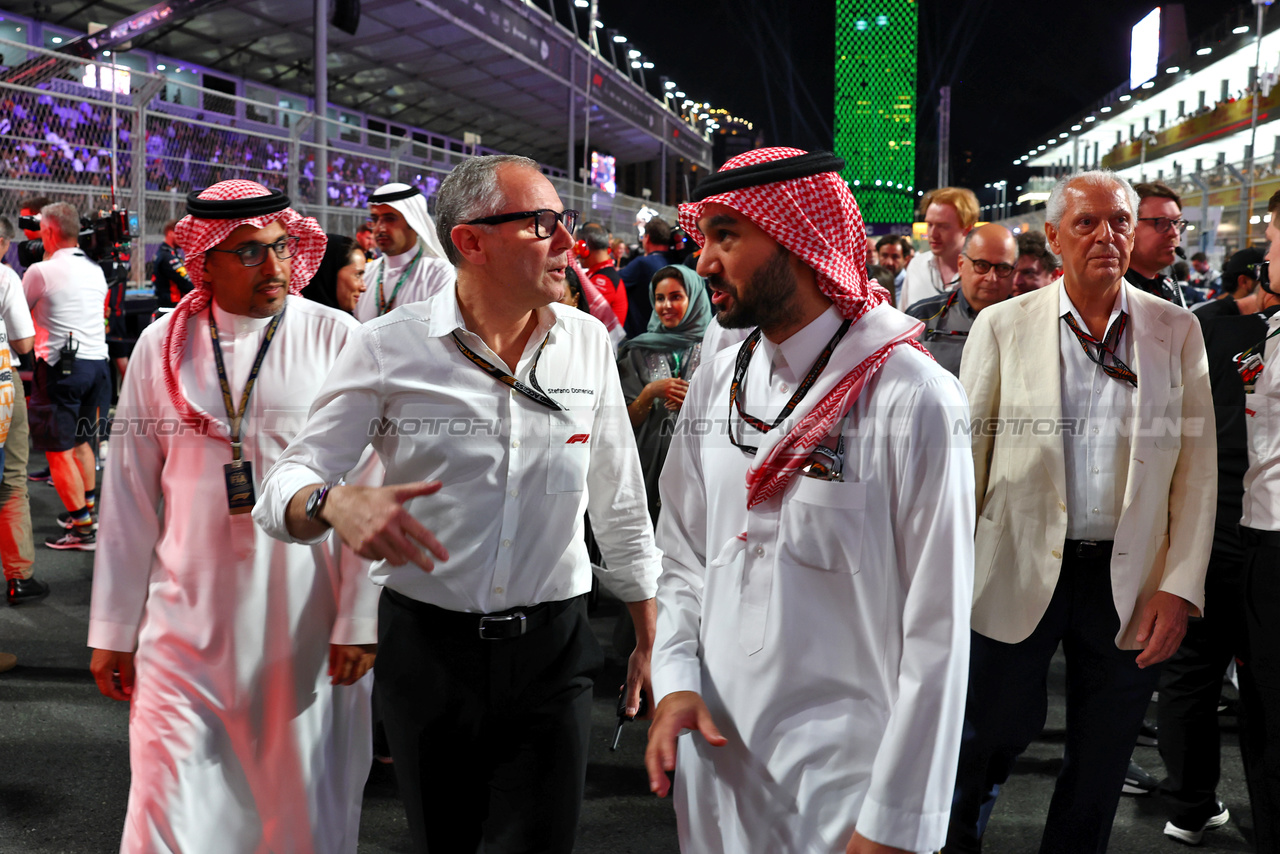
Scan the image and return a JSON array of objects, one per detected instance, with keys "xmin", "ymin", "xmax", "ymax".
[
  {"xmin": 2, "ymin": 149, "xmax": 1280, "ymax": 854},
  {"xmin": 0, "ymin": 84, "xmax": 450, "ymax": 209}
]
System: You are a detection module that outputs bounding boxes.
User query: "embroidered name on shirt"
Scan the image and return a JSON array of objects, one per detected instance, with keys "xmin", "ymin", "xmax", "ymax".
[{"xmin": 544, "ymin": 387, "xmax": 596, "ymax": 395}]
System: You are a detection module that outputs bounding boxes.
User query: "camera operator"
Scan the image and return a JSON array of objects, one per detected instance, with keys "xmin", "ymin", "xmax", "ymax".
[{"xmin": 24, "ymin": 202, "xmax": 110, "ymax": 551}]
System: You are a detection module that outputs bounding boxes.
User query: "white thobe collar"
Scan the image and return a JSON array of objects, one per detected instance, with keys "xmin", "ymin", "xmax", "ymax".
[
  {"xmin": 383, "ymin": 239, "xmax": 421, "ymax": 272},
  {"xmin": 211, "ymin": 298, "xmax": 275, "ymax": 338},
  {"xmin": 758, "ymin": 303, "xmax": 844, "ymax": 385}
]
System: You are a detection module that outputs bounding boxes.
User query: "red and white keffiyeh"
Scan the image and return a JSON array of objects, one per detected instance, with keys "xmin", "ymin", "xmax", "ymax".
[
  {"xmin": 164, "ymin": 179, "xmax": 327, "ymax": 430},
  {"xmin": 678, "ymin": 147, "xmax": 928, "ymax": 508}
]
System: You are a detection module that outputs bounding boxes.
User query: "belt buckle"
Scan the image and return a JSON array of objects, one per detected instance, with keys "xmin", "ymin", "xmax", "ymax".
[
  {"xmin": 478, "ymin": 612, "xmax": 526, "ymax": 640},
  {"xmin": 1076, "ymin": 540, "xmax": 1099, "ymax": 557}
]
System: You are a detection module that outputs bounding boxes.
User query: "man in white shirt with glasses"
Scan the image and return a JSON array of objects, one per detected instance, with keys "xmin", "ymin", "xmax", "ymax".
[{"xmin": 257, "ymin": 154, "xmax": 661, "ymax": 854}]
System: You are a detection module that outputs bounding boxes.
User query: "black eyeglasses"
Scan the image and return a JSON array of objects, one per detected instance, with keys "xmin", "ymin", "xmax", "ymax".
[
  {"xmin": 206, "ymin": 236, "xmax": 299, "ymax": 267},
  {"xmin": 464, "ymin": 208, "xmax": 580, "ymax": 239},
  {"xmin": 1137, "ymin": 217, "xmax": 1189, "ymax": 235},
  {"xmin": 962, "ymin": 253, "xmax": 1015, "ymax": 278}
]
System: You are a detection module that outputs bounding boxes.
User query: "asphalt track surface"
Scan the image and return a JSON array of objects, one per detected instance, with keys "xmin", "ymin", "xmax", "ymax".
[{"xmin": 0, "ymin": 458, "xmax": 1254, "ymax": 853}]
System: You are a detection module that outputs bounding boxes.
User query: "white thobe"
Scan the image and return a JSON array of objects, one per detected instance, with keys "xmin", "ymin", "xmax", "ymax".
[
  {"xmin": 354, "ymin": 243, "xmax": 455, "ymax": 323},
  {"xmin": 652, "ymin": 305, "xmax": 975, "ymax": 854},
  {"xmin": 89, "ymin": 296, "xmax": 380, "ymax": 854}
]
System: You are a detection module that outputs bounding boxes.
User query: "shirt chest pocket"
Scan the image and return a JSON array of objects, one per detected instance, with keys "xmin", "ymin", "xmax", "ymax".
[
  {"xmin": 547, "ymin": 409, "xmax": 595, "ymax": 494},
  {"xmin": 778, "ymin": 478, "xmax": 867, "ymax": 574}
]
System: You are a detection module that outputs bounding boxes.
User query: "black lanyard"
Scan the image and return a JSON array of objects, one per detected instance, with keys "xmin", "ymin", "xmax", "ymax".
[
  {"xmin": 451, "ymin": 330, "xmax": 566, "ymax": 411},
  {"xmin": 727, "ymin": 318, "xmax": 851, "ymax": 455},
  {"xmin": 209, "ymin": 305, "xmax": 285, "ymax": 461},
  {"xmin": 376, "ymin": 246, "xmax": 423, "ymax": 316}
]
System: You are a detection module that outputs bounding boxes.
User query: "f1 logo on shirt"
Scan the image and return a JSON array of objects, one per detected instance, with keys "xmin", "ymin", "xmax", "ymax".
[{"xmin": 565, "ymin": 434, "xmax": 591, "ymax": 444}]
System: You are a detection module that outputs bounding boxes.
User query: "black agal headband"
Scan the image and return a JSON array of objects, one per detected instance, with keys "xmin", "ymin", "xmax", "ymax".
[
  {"xmin": 186, "ymin": 189, "xmax": 291, "ymax": 219},
  {"xmin": 691, "ymin": 151, "xmax": 846, "ymax": 202},
  {"xmin": 369, "ymin": 185, "xmax": 424, "ymax": 204}
]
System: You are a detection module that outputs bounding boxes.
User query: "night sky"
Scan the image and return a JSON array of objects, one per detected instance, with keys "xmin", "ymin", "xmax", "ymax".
[{"xmin": 598, "ymin": 0, "xmax": 1249, "ymax": 200}]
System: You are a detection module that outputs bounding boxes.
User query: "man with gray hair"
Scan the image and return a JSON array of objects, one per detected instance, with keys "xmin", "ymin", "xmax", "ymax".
[
  {"xmin": 945, "ymin": 170, "xmax": 1216, "ymax": 852},
  {"xmin": 257, "ymin": 154, "xmax": 661, "ymax": 853},
  {"xmin": 24, "ymin": 201, "xmax": 110, "ymax": 552}
]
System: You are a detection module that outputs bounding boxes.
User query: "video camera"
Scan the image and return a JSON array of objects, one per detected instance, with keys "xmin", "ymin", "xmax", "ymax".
[{"xmin": 16, "ymin": 209, "xmax": 138, "ymax": 286}]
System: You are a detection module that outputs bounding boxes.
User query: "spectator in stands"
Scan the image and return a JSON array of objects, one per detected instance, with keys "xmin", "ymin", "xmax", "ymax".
[
  {"xmin": 621, "ymin": 218, "xmax": 675, "ymax": 338},
  {"xmin": 875, "ymin": 233, "xmax": 907, "ymax": 294},
  {"xmin": 906, "ymin": 223, "xmax": 1016, "ymax": 377},
  {"xmin": 1012, "ymin": 230, "xmax": 1061, "ymax": 296},
  {"xmin": 1127, "ymin": 182, "xmax": 1192, "ymax": 307},
  {"xmin": 357, "ymin": 182, "xmax": 454, "ymax": 323},
  {"xmin": 24, "ymin": 201, "xmax": 111, "ymax": 552},
  {"xmin": 1194, "ymin": 248, "xmax": 1264, "ymax": 321},
  {"xmin": 302, "ymin": 234, "xmax": 368, "ymax": 315},
  {"xmin": 1155, "ymin": 252, "xmax": 1278, "ymax": 846},
  {"xmin": 356, "ymin": 222, "xmax": 377, "ymax": 260},
  {"xmin": 1190, "ymin": 252, "xmax": 1222, "ymax": 295},
  {"xmin": 0, "ymin": 217, "xmax": 39, "ymax": 605},
  {"xmin": 578, "ymin": 223, "xmax": 627, "ymax": 325},
  {"xmin": 617, "ymin": 265, "xmax": 710, "ymax": 521},
  {"xmin": 151, "ymin": 218, "xmax": 193, "ymax": 309},
  {"xmin": 901, "ymin": 187, "xmax": 977, "ymax": 311}
]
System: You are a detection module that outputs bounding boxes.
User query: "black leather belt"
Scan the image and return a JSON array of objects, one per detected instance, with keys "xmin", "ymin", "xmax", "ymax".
[
  {"xmin": 1240, "ymin": 526, "xmax": 1280, "ymax": 549},
  {"xmin": 384, "ymin": 588, "xmax": 580, "ymax": 640},
  {"xmin": 1064, "ymin": 539, "xmax": 1114, "ymax": 560}
]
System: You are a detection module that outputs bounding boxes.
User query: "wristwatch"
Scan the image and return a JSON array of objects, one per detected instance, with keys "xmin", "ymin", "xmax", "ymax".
[{"xmin": 305, "ymin": 482, "xmax": 338, "ymax": 525}]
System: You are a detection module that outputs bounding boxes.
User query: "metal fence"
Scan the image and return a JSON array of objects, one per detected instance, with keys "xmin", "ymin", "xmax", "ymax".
[{"xmin": 0, "ymin": 36, "xmax": 678, "ymax": 284}]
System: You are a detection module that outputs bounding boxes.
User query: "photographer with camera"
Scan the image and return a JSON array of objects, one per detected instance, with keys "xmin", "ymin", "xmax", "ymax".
[{"xmin": 23, "ymin": 201, "xmax": 110, "ymax": 552}]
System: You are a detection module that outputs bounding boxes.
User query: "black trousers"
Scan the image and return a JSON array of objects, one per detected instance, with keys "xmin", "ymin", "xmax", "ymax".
[
  {"xmin": 945, "ymin": 544, "xmax": 1162, "ymax": 854},
  {"xmin": 1239, "ymin": 526, "xmax": 1280, "ymax": 852},
  {"xmin": 1156, "ymin": 547, "xmax": 1247, "ymax": 825},
  {"xmin": 375, "ymin": 589, "xmax": 604, "ymax": 854}
]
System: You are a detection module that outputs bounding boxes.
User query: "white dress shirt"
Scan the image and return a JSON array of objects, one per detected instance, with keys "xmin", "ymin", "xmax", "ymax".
[
  {"xmin": 1243, "ymin": 310, "xmax": 1280, "ymax": 531},
  {"xmin": 258, "ymin": 282, "xmax": 661, "ymax": 612},
  {"xmin": 0, "ymin": 263, "xmax": 34, "ymax": 362},
  {"xmin": 23, "ymin": 246, "xmax": 109, "ymax": 362},
  {"xmin": 1059, "ymin": 282, "xmax": 1135, "ymax": 541},
  {"xmin": 354, "ymin": 242, "xmax": 455, "ymax": 323},
  {"xmin": 653, "ymin": 304, "xmax": 974, "ymax": 853},
  {"xmin": 900, "ymin": 251, "xmax": 958, "ymax": 313}
]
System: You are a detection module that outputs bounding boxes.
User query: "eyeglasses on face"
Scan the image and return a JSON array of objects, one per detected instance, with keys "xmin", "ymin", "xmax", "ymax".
[
  {"xmin": 464, "ymin": 208, "xmax": 580, "ymax": 239},
  {"xmin": 1137, "ymin": 217, "xmax": 1189, "ymax": 235},
  {"xmin": 962, "ymin": 253, "xmax": 1015, "ymax": 278},
  {"xmin": 206, "ymin": 236, "xmax": 299, "ymax": 267}
]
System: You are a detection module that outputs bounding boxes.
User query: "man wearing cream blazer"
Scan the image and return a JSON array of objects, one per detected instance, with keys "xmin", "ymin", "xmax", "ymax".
[{"xmin": 944, "ymin": 171, "xmax": 1216, "ymax": 854}]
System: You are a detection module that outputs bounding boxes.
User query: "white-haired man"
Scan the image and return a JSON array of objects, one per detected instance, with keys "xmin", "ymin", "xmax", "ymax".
[
  {"xmin": 945, "ymin": 170, "xmax": 1216, "ymax": 852},
  {"xmin": 357, "ymin": 182, "xmax": 455, "ymax": 321}
]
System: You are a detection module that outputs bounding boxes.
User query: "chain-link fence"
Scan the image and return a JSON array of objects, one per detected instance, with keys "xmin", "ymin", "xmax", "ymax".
[{"xmin": 0, "ymin": 35, "xmax": 678, "ymax": 285}]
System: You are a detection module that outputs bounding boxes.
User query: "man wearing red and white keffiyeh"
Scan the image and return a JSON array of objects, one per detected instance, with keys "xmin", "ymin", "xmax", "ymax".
[
  {"xmin": 646, "ymin": 148, "xmax": 977, "ymax": 854},
  {"xmin": 88, "ymin": 180, "xmax": 381, "ymax": 854}
]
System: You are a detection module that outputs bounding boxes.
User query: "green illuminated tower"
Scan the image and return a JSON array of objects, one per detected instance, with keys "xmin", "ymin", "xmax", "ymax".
[{"xmin": 835, "ymin": 0, "xmax": 917, "ymax": 224}]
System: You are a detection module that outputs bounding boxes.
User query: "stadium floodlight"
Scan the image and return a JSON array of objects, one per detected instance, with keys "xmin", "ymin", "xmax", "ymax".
[
  {"xmin": 627, "ymin": 48, "xmax": 640, "ymax": 57},
  {"xmin": 1059, "ymin": 132, "xmax": 1069, "ymax": 138},
  {"xmin": 1141, "ymin": 81, "xmax": 1155, "ymax": 89},
  {"xmin": 1071, "ymin": 124, "xmax": 1082, "ymax": 131},
  {"xmin": 674, "ymin": 90, "xmax": 685, "ymax": 98},
  {"xmin": 1119, "ymin": 94, "xmax": 1132, "ymax": 101},
  {"xmin": 1101, "ymin": 106, "xmax": 1113, "ymax": 112},
  {"xmin": 1234, "ymin": 25, "xmax": 1250, "ymax": 34},
  {"xmin": 1085, "ymin": 116, "xmax": 1096, "ymax": 122},
  {"xmin": 642, "ymin": 61, "xmax": 654, "ymax": 69},
  {"xmin": 1166, "ymin": 66, "xmax": 1180, "ymax": 73},
  {"xmin": 663, "ymin": 80, "xmax": 677, "ymax": 89},
  {"xmin": 1197, "ymin": 47, "xmax": 1212, "ymax": 56},
  {"xmin": 574, "ymin": 0, "xmax": 588, "ymax": 7},
  {"xmin": 630, "ymin": 61, "xmax": 641, "ymax": 68},
  {"xmin": 612, "ymin": 33, "xmax": 627, "ymax": 43}
]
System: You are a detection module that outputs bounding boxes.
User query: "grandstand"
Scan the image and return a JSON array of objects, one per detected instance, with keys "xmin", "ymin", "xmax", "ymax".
[
  {"xmin": 1008, "ymin": 4, "xmax": 1280, "ymax": 259},
  {"xmin": 0, "ymin": 0, "xmax": 708, "ymax": 286}
]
